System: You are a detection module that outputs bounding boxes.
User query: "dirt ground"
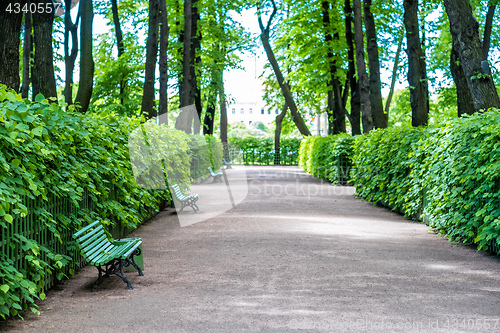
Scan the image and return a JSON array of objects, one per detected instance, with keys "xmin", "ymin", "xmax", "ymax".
[{"xmin": 2, "ymin": 166, "xmax": 500, "ymax": 332}]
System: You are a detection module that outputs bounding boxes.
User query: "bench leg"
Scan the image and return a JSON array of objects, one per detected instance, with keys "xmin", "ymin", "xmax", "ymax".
[
  {"xmin": 92, "ymin": 266, "xmax": 105, "ymax": 292},
  {"xmin": 115, "ymin": 260, "xmax": 133, "ymax": 290},
  {"xmin": 129, "ymin": 250, "xmax": 144, "ymax": 276}
]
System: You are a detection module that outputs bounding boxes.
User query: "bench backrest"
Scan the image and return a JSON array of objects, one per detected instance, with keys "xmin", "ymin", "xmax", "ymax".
[
  {"xmin": 73, "ymin": 220, "xmax": 114, "ymax": 261},
  {"xmin": 171, "ymin": 184, "xmax": 187, "ymax": 200}
]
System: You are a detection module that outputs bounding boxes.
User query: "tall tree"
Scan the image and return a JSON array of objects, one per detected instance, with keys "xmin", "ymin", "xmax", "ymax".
[
  {"xmin": 64, "ymin": 0, "xmax": 80, "ymax": 105},
  {"xmin": 191, "ymin": 0, "xmax": 202, "ymax": 131},
  {"xmin": 384, "ymin": 28, "xmax": 404, "ymax": 115},
  {"xmin": 74, "ymin": 0, "xmax": 94, "ymax": 113},
  {"xmin": 450, "ymin": 40, "xmax": 475, "ymax": 117},
  {"xmin": 158, "ymin": 0, "xmax": 169, "ymax": 118},
  {"xmin": 443, "ymin": 0, "xmax": 500, "ymax": 112},
  {"xmin": 404, "ymin": 0, "xmax": 428, "ymax": 126},
  {"xmin": 32, "ymin": 0, "xmax": 57, "ymax": 100},
  {"xmin": 258, "ymin": 0, "xmax": 311, "ymax": 136},
  {"xmin": 345, "ymin": 0, "xmax": 361, "ymax": 135},
  {"xmin": 353, "ymin": 0, "xmax": 373, "ymax": 132},
  {"xmin": 111, "ymin": 0, "xmax": 125, "ymax": 105},
  {"xmin": 322, "ymin": 0, "xmax": 346, "ymax": 135},
  {"xmin": 21, "ymin": 4, "xmax": 32, "ymax": 99},
  {"xmin": 483, "ymin": 3, "xmax": 496, "ymax": 59},
  {"xmin": 0, "ymin": 0, "xmax": 25, "ymax": 91},
  {"xmin": 363, "ymin": 0, "xmax": 386, "ymax": 128},
  {"xmin": 274, "ymin": 103, "xmax": 288, "ymax": 165},
  {"xmin": 142, "ymin": 0, "xmax": 159, "ymax": 119}
]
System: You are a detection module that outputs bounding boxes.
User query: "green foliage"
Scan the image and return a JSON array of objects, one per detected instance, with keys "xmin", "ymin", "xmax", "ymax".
[
  {"xmin": 352, "ymin": 125, "xmax": 429, "ymax": 216},
  {"xmin": 423, "ymin": 110, "xmax": 500, "ymax": 252},
  {"xmin": 229, "ymin": 136, "xmax": 301, "ymax": 165},
  {"xmin": 188, "ymin": 135, "xmax": 212, "ymax": 179},
  {"xmin": 298, "ymin": 134, "xmax": 355, "ymax": 184},
  {"xmin": 352, "ymin": 109, "xmax": 500, "ymax": 253},
  {"xmin": 205, "ymin": 135, "xmax": 224, "ymax": 171},
  {"xmin": 0, "ymin": 86, "xmax": 177, "ymax": 318}
]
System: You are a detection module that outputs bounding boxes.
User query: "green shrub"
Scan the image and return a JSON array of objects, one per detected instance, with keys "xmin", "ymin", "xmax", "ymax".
[
  {"xmin": 229, "ymin": 136, "xmax": 301, "ymax": 165},
  {"xmin": 422, "ymin": 111, "xmax": 500, "ymax": 251},
  {"xmin": 351, "ymin": 110, "xmax": 500, "ymax": 253},
  {"xmin": 206, "ymin": 135, "xmax": 223, "ymax": 171},
  {"xmin": 298, "ymin": 134, "xmax": 355, "ymax": 184},
  {"xmin": 352, "ymin": 125, "xmax": 429, "ymax": 216},
  {"xmin": 0, "ymin": 86, "xmax": 189, "ymax": 318},
  {"xmin": 187, "ymin": 135, "xmax": 211, "ymax": 179}
]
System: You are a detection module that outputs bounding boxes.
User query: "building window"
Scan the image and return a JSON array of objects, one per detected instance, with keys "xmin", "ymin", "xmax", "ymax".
[
  {"xmin": 249, "ymin": 121, "xmax": 252, "ymax": 125},
  {"xmin": 240, "ymin": 108, "xmax": 244, "ymax": 114},
  {"xmin": 261, "ymin": 108, "xmax": 265, "ymax": 114},
  {"xmin": 249, "ymin": 108, "xmax": 253, "ymax": 114},
  {"xmin": 275, "ymin": 108, "xmax": 279, "ymax": 114},
  {"xmin": 232, "ymin": 108, "xmax": 236, "ymax": 114},
  {"xmin": 267, "ymin": 109, "xmax": 271, "ymax": 114}
]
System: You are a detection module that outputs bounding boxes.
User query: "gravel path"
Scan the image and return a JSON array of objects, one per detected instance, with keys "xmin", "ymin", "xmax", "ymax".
[{"xmin": 2, "ymin": 166, "xmax": 500, "ymax": 332}]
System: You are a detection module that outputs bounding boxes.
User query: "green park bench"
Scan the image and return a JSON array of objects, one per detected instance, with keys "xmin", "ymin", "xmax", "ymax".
[
  {"xmin": 72, "ymin": 220, "xmax": 144, "ymax": 291},
  {"xmin": 208, "ymin": 166, "xmax": 223, "ymax": 183},
  {"xmin": 172, "ymin": 184, "xmax": 199, "ymax": 213},
  {"xmin": 223, "ymin": 158, "xmax": 232, "ymax": 169}
]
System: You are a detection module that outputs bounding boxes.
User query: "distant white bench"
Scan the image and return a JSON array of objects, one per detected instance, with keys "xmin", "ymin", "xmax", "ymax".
[
  {"xmin": 208, "ymin": 166, "xmax": 223, "ymax": 183},
  {"xmin": 171, "ymin": 184, "xmax": 199, "ymax": 213},
  {"xmin": 223, "ymin": 158, "xmax": 232, "ymax": 169}
]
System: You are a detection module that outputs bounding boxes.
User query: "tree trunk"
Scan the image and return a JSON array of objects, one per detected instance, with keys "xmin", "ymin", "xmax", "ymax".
[
  {"xmin": 258, "ymin": 3, "xmax": 311, "ymax": 136},
  {"xmin": 219, "ymin": 69, "xmax": 228, "ymax": 158},
  {"xmin": 384, "ymin": 28, "xmax": 404, "ymax": 115},
  {"xmin": 0, "ymin": 0, "xmax": 25, "ymax": 92},
  {"xmin": 74, "ymin": 0, "xmax": 94, "ymax": 113},
  {"xmin": 141, "ymin": 0, "xmax": 159, "ymax": 119},
  {"xmin": 21, "ymin": 7, "xmax": 32, "ymax": 99},
  {"xmin": 192, "ymin": 0, "xmax": 202, "ymax": 133},
  {"xmin": 450, "ymin": 43, "xmax": 475, "ymax": 117},
  {"xmin": 32, "ymin": 0, "xmax": 57, "ymax": 100},
  {"xmin": 404, "ymin": 0, "xmax": 429, "ymax": 127},
  {"xmin": 111, "ymin": 0, "xmax": 125, "ymax": 105},
  {"xmin": 180, "ymin": 0, "xmax": 192, "ymax": 108},
  {"xmin": 203, "ymin": 80, "xmax": 217, "ymax": 135},
  {"xmin": 158, "ymin": 0, "xmax": 169, "ymax": 118},
  {"xmin": 352, "ymin": 0, "xmax": 373, "ymax": 133},
  {"xmin": 345, "ymin": 0, "xmax": 361, "ymax": 135},
  {"xmin": 483, "ymin": 5, "xmax": 496, "ymax": 59},
  {"xmin": 443, "ymin": 0, "xmax": 500, "ymax": 112},
  {"xmin": 322, "ymin": 1, "xmax": 346, "ymax": 135},
  {"xmin": 274, "ymin": 103, "xmax": 288, "ymax": 165},
  {"xmin": 64, "ymin": 0, "xmax": 79, "ymax": 106},
  {"xmin": 363, "ymin": 0, "xmax": 386, "ymax": 129}
]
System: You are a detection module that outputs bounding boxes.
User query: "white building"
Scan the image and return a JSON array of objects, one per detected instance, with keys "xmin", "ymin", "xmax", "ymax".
[{"xmin": 227, "ymin": 102, "xmax": 281, "ymax": 126}]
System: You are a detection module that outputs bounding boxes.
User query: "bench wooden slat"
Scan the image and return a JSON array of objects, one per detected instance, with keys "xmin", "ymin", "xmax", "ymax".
[
  {"xmin": 83, "ymin": 237, "xmax": 112, "ymax": 258},
  {"xmin": 76, "ymin": 224, "xmax": 104, "ymax": 243},
  {"xmin": 81, "ymin": 233, "xmax": 108, "ymax": 251}
]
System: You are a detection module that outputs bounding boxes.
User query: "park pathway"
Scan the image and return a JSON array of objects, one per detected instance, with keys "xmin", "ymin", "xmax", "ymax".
[{"xmin": 2, "ymin": 166, "xmax": 500, "ymax": 332}]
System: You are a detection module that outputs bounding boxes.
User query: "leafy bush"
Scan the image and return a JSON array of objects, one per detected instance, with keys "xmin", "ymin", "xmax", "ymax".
[
  {"xmin": 352, "ymin": 126, "xmax": 429, "ymax": 216},
  {"xmin": 299, "ymin": 134, "xmax": 355, "ymax": 183},
  {"xmin": 0, "ymin": 85, "xmax": 191, "ymax": 318},
  {"xmin": 187, "ymin": 135, "xmax": 211, "ymax": 179},
  {"xmin": 206, "ymin": 135, "xmax": 223, "ymax": 171},
  {"xmin": 352, "ymin": 110, "xmax": 500, "ymax": 253},
  {"xmin": 229, "ymin": 136, "xmax": 301, "ymax": 165},
  {"xmin": 422, "ymin": 111, "xmax": 500, "ymax": 252}
]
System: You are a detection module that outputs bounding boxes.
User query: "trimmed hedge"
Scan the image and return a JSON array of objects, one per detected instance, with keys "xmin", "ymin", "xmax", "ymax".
[
  {"xmin": 298, "ymin": 134, "xmax": 355, "ymax": 184},
  {"xmin": 352, "ymin": 110, "xmax": 500, "ymax": 254},
  {"xmin": 0, "ymin": 86, "xmax": 223, "ymax": 318},
  {"xmin": 229, "ymin": 136, "xmax": 301, "ymax": 165}
]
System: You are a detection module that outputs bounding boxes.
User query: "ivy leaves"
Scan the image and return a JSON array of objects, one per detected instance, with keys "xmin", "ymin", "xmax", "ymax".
[{"xmin": 351, "ymin": 109, "xmax": 500, "ymax": 253}]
